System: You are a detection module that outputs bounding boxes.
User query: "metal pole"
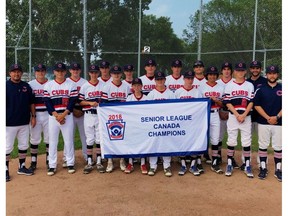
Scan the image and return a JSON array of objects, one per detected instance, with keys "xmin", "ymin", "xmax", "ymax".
[
  {"xmin": 137, "ymin": 0, "xmax": 142, "ymax": 77},
  {"xmin": 29, "ymin": 0, "xmax": 32, "ymax": 80},
  {"xmin": 15, "ymin": 48, "xmax": 17, "ymax": 64},
  {"xmin": 252, "ymin": 0, "xmax": 258, "ymax": 60},
  {"xmin": 15, "ymin": 20, "xmax": 29, "ymax": 64},
  {"xmin": 197, "ymin": 0, "xmax": 203, "ymax": 60},
  {"xmin": 83, "ymin": 0, "xmax": 87, "ymax": 79}
]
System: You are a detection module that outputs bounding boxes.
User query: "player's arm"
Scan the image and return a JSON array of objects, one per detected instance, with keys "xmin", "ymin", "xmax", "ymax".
[
  {"xmin": 30, "ymin": 103, "xmax": 36, "ymax": 128},
  {"xmin": 79, "ymin": 100, "xmax": 99, "ymax": 107}
]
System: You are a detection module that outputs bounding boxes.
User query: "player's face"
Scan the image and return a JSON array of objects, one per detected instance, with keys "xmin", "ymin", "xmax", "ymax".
[
  {"xmin": 100, "ymin": 67, "xmax": 110, "ymax": 76},
  {"xmin": 266, "ymin": 72, "xmax": 278, "ymax": 83},
  {"xmin": 250, "ymin": 67, "xmax": 262, "ymax": 78},
  {"xmin": 124, "ymin": 71, "xmax": 133, "ymax": 79},
  {"xmin": 184, "ymin": 77, "xmax": 193, "ymax": 86},
  {"xmin": 233, "ymin": 70, "xmax": 246, "ymax": 79},
  {"xmin": 54, "ymin": 70, "xmax": 66, "ymax": 80},
  {"xmin": 132, "ymin": 84, "xmax": 142, "ymax": 93},
  {"xmin": 9, "ymin": 70, "xmax": 23, "ymax": 83},
  {"xmin": 171, "ymin": 66, "xmax": 182, "ymax": 76},
  {"xmin": 35, "ymin": 70, "xmax": 46, "ymax": 79},
  {"xmin": 193, "ymin": 66, "xmax": 204, "ymax": 75},
  {"xmin": 111, "ymin": 72, "xmax": 122, "ymax": 82},
  {"xmin": 145, "ymin": 65, "xmax": 156, "ymax": 77},
  {"xmin": 69, "ymin": 68, "xmax": 81, "ymax": 78},
  {"xmin": 207, "ymin": 74, "xmax": 218, "ymax": 82},
  {"xmin": 155, "ymin": 78, "xmax": 166, "ymax": 87},
  {"xmin": 89, "ymin": 71, "xmax": 100, "ymax": 80},
  {"xmin": 221, "ymin": 67, "xmax": 232, "ymax": 78}
]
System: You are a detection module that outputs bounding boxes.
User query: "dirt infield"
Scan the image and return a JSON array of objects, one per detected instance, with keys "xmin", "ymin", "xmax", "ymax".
[{"xmin": 6, "ymin": 149, "xmax": 281, "ymax": 216}]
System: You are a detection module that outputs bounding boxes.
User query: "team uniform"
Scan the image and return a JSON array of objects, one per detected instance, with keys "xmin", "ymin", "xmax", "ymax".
[
  {"xmin": 98, "ymin": 76, "xmax": 112, "ymax": 85},
  {"xmin": 139, "ymin": 75, "xmax": 156, "ymax": 95},
  {"xmin": 192, "ymin": 77, "xmax": 206, "ymax": 89},
  {"xmin": 44, "ymin": 78, "xmax": 78, "ymax": 173},
  {"xmin": 165, "ymin": 75, "xmax": 184, "ymax": 92},
  {"xmin": 126, "ymin": 92, "xmax": 148, "ymax": 101}
]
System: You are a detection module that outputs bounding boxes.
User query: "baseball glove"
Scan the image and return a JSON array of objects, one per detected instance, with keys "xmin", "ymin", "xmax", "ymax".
[
  {"xmin": 73, "ymin": 108, "xmax": 84, "ymax": 118},
  {"xmin": 219, "ymin": 110, "xmax": 229, "ymax": 121}
]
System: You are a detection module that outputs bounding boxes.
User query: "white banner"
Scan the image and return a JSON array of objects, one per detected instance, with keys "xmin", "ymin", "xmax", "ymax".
[{"xmin": 98, "ymin": 98, "xmax": 211, "ymax": 158}]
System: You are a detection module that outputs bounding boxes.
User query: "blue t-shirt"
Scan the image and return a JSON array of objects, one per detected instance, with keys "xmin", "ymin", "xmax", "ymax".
[
  {"xmin": 253, "ymin": 82, "xmax": 282, "ymax": 125},
  {"xmin": 6, "ymin": 79, "xmax": 35, "ymax": 126}
]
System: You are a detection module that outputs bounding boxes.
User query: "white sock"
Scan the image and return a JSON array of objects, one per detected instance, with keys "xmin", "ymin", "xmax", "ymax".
[
  {"xmin": 129, "ymin": 158, "xmax": 133, "ymax": 164},
  {"xmin": 97, "ymin": 156, "xmax": 101, "ymax": 164},
  {"xmin": 140, "ymin": 158, "xmax": 145, "ymax": 165},
  {"xmin": 181, "ymin": 160, "xmax": 186, "ymax": 167}
]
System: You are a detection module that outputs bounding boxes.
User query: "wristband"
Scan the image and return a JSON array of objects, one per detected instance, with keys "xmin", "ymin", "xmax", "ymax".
[{"xmin": 31, "ymin": 114, "xmax": 36, "ymax": 118}]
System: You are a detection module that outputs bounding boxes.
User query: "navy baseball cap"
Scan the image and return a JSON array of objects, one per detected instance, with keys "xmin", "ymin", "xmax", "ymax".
[
  {"xmin": 34, "ymin": 64, "xmax": 46, "ymax": 71},
  {"xmin": 145, "ymin": 59, "xmax": 157, "ymax": 67},
  {"xmin": 206, "ymin": 66, "xmax": 219, "ymax": 74},
  {"xmin": 53, "ymin": 62, "xmax": 66, "ymax": 71},
  {"xmin": 234, "ymin": 62, "xmax": 247, "ymax": 71},
  {"xmin": 266, "ymin": 65, "xmax": 279, "ymax": 73},
  {"xmin": 193, "ymin": 60, "xmax": 204, "ymax": 68},
  {"xmin": 99, "ymin": 61, "xmax": 110, "ymax": 68},
  {"xmin": 171, "ymin": 59, "xmax": 182, "ymax": 67},
  {"xmin": 110, "ymin": 65, "xmax": 122, "ymax": 73},
  {"xmin": 89, "ymin": 64, "xmax": 100, "ymax": 72},
  {"xmin": 70, "ymin": 62, "xmax": 81, "ymax": 70},
  {"xmin": 9, "ymin": 63, "xmax": 23, "ymax": 72},
  {"xmin": 250, "ymin": 60, "xmax": 262, "ymax": 68},
  {"xmin": 132, "ymin": 77, "xmax": 143, "ymax": 85},
  {"xmin": 154, "ymin": 71, "xmax": 166, "ymax": 80},
  {"xmin": 184, "ymin": 70, "xmax": 195, "ymax": 78},
  {"xmin": 123, "ymin": 64, "xmax": 134, "ymax": 71},
  {"xmin": 221, "ymin": 62, "xmax": 233, "ymax": 71}
]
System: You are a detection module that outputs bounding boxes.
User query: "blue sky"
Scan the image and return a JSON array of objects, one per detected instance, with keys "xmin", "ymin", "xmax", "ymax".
[{"xmin": 144, "ymin": 0, "xmax": 211, "ymax": 38}]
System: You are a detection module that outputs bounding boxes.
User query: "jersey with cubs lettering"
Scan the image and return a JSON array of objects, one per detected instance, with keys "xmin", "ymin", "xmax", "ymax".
[
  {"xmin": 216, "ymin": 77, "xmax": 234, "ymax": 87},
  {"xmin": 165, "ymin": 75, "xmax": 184, "ymax": 92},
  {"xmin": 98, "ymin": 77, "xmax": 112, "ymax": 86},
  {"xmin": 199, "ymin": 82, "xmax": 224, "ymax": 110},
  {"xmin": 126, "ymin": 93, "xmax": 148, "ymax": 102},
  {"xmin": 43, "ymin": 79, "xmax": 78, "ymax": 114},
  {"xmin": 192, "ymin": 77, "xmax": 206, "ymax": 89},
  {"xmin": 174, "ymin": 86, "xmax": 201, "ymax": 99},
  {"xmin": 139, "ymin": 75, "xmax": 156, "ymax": 95},
  {"xmin": 28, "ymin": 79, "xmax": 48, "ymax": 112},
  {"xmin": 101, "ymin": 81, "xmax": 131, "ymax": 103},
  {"xmin": 146, "ymin": 88, "xmax": 175, "ymax": 100},
  {"xmin": 79, "ymin": 81, "xmax": 104, "ymax": 112},
  {"xmin": 223, "ymin": 80, "xmax": 254, "ymax": 115}
]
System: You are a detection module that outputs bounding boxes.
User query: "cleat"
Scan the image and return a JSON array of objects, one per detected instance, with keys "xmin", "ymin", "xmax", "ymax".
[
  {"xmin": 244, "ymin": 166, "xmax": 254, "ymax": 178},
  {"xmin": 203, "ymin": 154, "xmax": 212, "ymax": 164},
  {"xmin": 141, "ymin": 164, "xmax": 148, "ymax": 174},
  {"xmin": 124, "ymin": 163, "xmax": 134, "ymax": 174},
  {"xmin": 189, "ymin": 166, "xmax": 200, "ymax": 176},
  {"xmin": 178, "ymin": 166, "xmax": 187, "ymax": 176},
  {"xmin": 6, "ymin": 170, "xmax": 11, "ymax": 182},
  {"xmin": 164, "ymin": 167, "xmax": 172, "ymax": 177},
  {"xmin": 148, "ymin": 168, "xmax": 156, "ymax": 176},
  {"xmin": 62, "ymin": 161, "xmax": 67, "ymax": 168},
  {"xmin": 197, "ymin": 163, "xmax": 204, "ymax": 173},
  {"xmin": 17, "ymin": 166, "xmax": 34, "ymax": 176},
  {"xmin": 83, "ymin": 164, "xmax": 93, "ymax": 174},
  {"xmin": 240, "ymin": 163, "xmax": 245, "ymax": 171},
  {"xmin": 119, "ymin": 159, "xmax": 126, "ymax": 171},
  {"xmin": 225, "ymin": 165, "xmax": 233, "ymax": 177},
  {"xmin": 29, "ymin": 162, "xmax": 37, "ymax": 172},
  {"xmin": 274, "ymin": 169, "xmax": 282, "ymax": 182},
  {"xmin": 47, "ymin": 168, "xmax": 56, "ymax": 176},
  {"xmin": 211, "ymin": 164, "xmax": 223, "ymax": 174},
  {"xmin": 96, "ymin": 163, "xmax": 105, "ymax": 173},
  {"xmin": 232, "ymin": 158, "xmax": 240, "ymax": 169},
  {"xmin": 68, "ymin": 166, "xmax": 76, "ymax": 174},
  {"xmin": 106, "ymin": 162, "xmax": 114, "ymax": 173},
  {"xmin": 258, "ymin": 168, "xmax": 268, "ymax": 180}
]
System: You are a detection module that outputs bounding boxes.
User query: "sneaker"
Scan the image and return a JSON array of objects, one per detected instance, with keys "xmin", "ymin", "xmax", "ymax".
[
  {"xmin": 211, "ymin": 164, "xmax": 223, "ymax": 174},
  {"xmin": 17, "ymin": 166, "xmax": 34, "ymax": 176},
  {"xmin": 96, "ymin": 163, "xmax": 105, "ymax": 173},
  {"xmin": 141, "ymin": 164, "xmax": 148, "ymax": 175},
  {"xmin": 225, "ymin": 165, "xmax": 233, "ymax": 177},
  {"xmin": 178, "ymin": 166, "xmax": 187, "ymax": 176},
  {"xmin": 106, "ymin": 162, "xmax": 114, "ymax": 173},
  {"xmin": 197, "ymin": 163, "xmax": 204, "ymax": 173},
  {"xmin": 240, "ymin": 163, "xmax": 245, "ymax": 171},
  {"xmin": 68, "ymin": 166, "xmax": 76, "ymax": 174},
  {"xmin": 119, "ymin": 159, "xmax": 126, "ymax": 171},
  {"xmin": 274, "ymin": 169, "xmax": 282, "ymax": 182},
  {"xmin": 62, "ymin": 161, "xmax": 67, "ymax": 168},
  {"xmin": 203, "ymin": 154, "xmax": 212, "ymax": 164},
  {"xmin": 258, "ymin": 168, "xmax": 268, "ymax": 180},
  {"xmin": 189, "ymin": 166, "xmax": 200, "ymax": 176},
  {"xmin": 244, "ymin": 166, "xmax": 254, "ymax": 178},
  {"xmin": 47, "ymin": 168, "xmax": 56, "ymax": 176},
  {"xmin": 29, "ymin": 162, "xmax": 37, "ymax": 172},
  {"xmin": 124, "ymin": 163, "xmax": 134, "ymax": 174},
  {"xmin": 83, "ymin": 164, "xmax": 93, "ymax": 174},
  {"xmin": 148, "ymin": 168, "xmax": 156, "ymax": 176},
  {"xmin": 164, "ymin": 167, "xmax": 172, "ymax": 177},
  {"xmin": 6, "ymin": 170, "xmax": 11, "ymax": 182},
  {"xmin": 232, "ymin": 158, "xmax": 240, "ymax": 169}
]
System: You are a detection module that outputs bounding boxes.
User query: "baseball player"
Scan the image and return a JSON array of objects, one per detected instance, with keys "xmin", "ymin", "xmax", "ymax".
[
  {"xmin": 101, "ymin": 65, "xmax": 131, "ymax": 172},
  {"xmin": 6, "ymin": 64, "xmax": 36, "ymax": 181},
  {"xmin": 165, "ymin": 59, "xmax": 184, "ymax": 92},
  {"xmin": 61, "ymin": 62, "xmax": 88, "ymax": 168},
  {"xmin": 43, "ymin": 62, "xmax": 78, "ymax": 176},
  {"xmin": 125, "ymin": 77, "xmax": 148, "ymax": 174},
  {"xmin": 139, "ymin": 59, "xmax": 156, "ymax": 95},
  {"xmin": 146, "ymin": 71, "xmax": 175, "ymax": 177},
  {"xmin": 122, "ymin": 64, "xmax": 134, "ymax": 90},
  {"xmin": 199, "ymin": 66, "xmax": 224, "ymax": 174},
  {"xmin": 98, "ymin": 60, "xmax": 112, "ymax": 85},
  {"xmin": 174, "ymin": 70, "xmax": 201, "ymax": 176},
  {"xmin": 28, "ymin": 64, "xmax": 49, "ymax": 172},
  {"xmin": 254, "ymin": 65, "xmax": 282, "ymax": 182},
  {"xmin": 223, "ymin": 62, "xmax": 254, "ymax": 178},
  {"xmin": 79, "ymin": 64, "xmax": 106, "ymax": 174}
]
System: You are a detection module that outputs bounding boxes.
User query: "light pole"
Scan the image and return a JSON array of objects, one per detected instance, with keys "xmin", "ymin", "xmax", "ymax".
[
  {"xmin": 29, "ymin": 0, "xmax": 32, "ymax": 80},
  {"xmin": 252, "ymin": 0, "xmax": 258, "ymax": 60},
  {"xmin": 197, "ymin": 0, "xmax": 203, "ymax": 60},
  {"xmin": 83, "ymin": 0, "xmax": 87, "ymax": 79},
  {"xmin": 137, "ymin": 0, "xmax": 142, "ymax": 77}
]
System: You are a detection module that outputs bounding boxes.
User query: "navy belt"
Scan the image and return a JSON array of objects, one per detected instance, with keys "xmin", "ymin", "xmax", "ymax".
[{"xmin": 85, "ymin": 110, "xmax": 97, "ymax": 114}]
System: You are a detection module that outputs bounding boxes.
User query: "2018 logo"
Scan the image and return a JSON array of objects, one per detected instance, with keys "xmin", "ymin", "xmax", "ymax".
[{"xmin": 106, "ymin": 120, "xmax": 126, "ymax": 140}]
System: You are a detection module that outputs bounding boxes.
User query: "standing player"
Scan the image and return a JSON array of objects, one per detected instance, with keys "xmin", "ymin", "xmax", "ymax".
[
  {"xmin": 101, "ymin": 65, "xmax": 131, "ymax": 172},
  {"xmin": 122, "ymin": 64, "xmax": 134, "ymax": 90},
  {"xmin": 28, "ymin": 64, "xmax": 49, "ymax": 171},
  {"xmin": 79, "ymin": 64, "xmax": 106, "ymax": 174},
  {"xmin": 6, "ymin": 64, "xmax": 36, "ymax": 181},
  {"xmin": 254, "ymin": 65, "xmax": 282, "ymax": 182},
  {"xmin": 98, "ymin": 60, "xmax": 112, "ymax": 85},
  {"xmin": 125, "ymin": 78, "xmax": 148, "ymax": 174},
  {"xmin": 223, "ymin": 62, "xmax": 254, "ymax": 178},
  {"xmin": 146, "ymin": 71, "xmax": 175, "ymax": 177},
  {"xmin": 43, "ymin": 62, "xmax": 78, "ymax": 176},
  {"xmin": 165, "ymin": 59, "xmax": 184, "ymax": 92},
  {"xmin": 199, "ymin": 66, "xmax": 224, "ymax": 174},
  {"xmin": 174, "ymin": 71, "xmax": 201, "ymax": 176},
  {"xmin": 140, "ymin": 59, "xmax": 156, "ymax": 95}
]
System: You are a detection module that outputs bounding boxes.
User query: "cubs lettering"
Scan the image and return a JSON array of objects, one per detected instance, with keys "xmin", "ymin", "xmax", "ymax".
[
  {"xmin": 143, "ymin": 84, "xmax": 156, "ymax": 90},
  {"xmin": 231, "ymin": 90, "xmax": 248, "ymax": 96},
  {"xmin": 111, "ymin": 92, "xmax": 126, "ymax": 98},
  {"xmin": 204, "ymin": 92, "xmax": 220, "ymax": 97},
  {"xmin": 52, "ymin": 90, "xmax": 69, "ymax": 95},
  {"xmin": 88, "ymin": 91, "xmax": 102, "ymax": 97}
]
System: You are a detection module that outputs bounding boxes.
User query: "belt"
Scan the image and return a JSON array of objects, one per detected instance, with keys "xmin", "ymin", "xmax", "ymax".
[
  {"xmin": 210, "ymin": 109, "xmax": 219, "ymax": 113},
  {"xmin": 85, "ymin": 110, "xmax": 97, "ymax": 114}
]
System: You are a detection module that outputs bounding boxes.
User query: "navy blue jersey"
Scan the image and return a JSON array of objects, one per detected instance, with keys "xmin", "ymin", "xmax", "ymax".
[
  {"xmin": 254, "ymin": 82, "xmax": 282, "ymax": 125},
  {"xmin": 247, "ymin": 76, "xmax": 267, "ymax": 122},
  {"xmin": 6, "ymin": 79, "xmax": 35, "ymax": 126}
]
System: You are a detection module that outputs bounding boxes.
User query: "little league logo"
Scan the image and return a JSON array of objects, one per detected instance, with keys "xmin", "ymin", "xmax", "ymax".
[{"xmin": 106, "ymin": 119, "xmax": 126, "ymax": 140}]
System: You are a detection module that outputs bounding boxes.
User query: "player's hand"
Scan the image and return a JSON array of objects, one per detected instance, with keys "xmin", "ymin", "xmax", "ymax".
[
  {"xmin": 30, "ymin": 117, "xmax": 36, "ymax": 128},
  {"xmin": 236, "ymin": 114, "xmax": 245, "ymax": 123},
  {"xmin": 90, "ymin": 101, "xmax": 99, "ymax": 107},
  {"xmin": 59, "ymin": 118, "xmax": 66, "ymax": 125},
  {"xmin": 267, "ymin": 116, "xmax": 278, "ymax": 125}
]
